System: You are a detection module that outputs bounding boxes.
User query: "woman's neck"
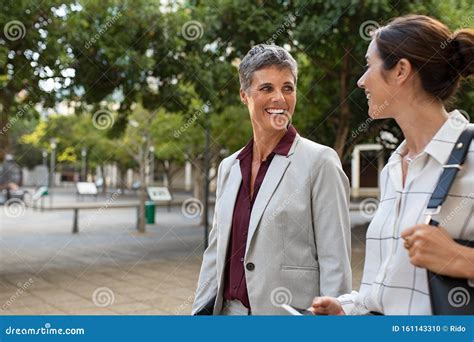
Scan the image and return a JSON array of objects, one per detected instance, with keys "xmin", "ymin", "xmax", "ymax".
[
  {"xmin": 395, "ymin": 102, "xmax": 449, "ymax": 157},
  {"xmin": 252, "ymin": 126, "xmax": 286, "ymax": 162}
]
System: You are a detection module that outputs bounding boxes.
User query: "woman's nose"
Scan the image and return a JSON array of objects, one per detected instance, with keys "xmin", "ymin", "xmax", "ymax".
[
  {"xmin": 357, "ymin": 75, "xmax": 365, "ymax": 89},
  {"xmin": 272, "ymin": 90, "xmax": 285, "ymax": 103}
]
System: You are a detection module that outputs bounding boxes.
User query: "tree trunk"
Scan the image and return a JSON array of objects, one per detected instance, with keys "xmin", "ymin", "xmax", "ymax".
[
  {"xmin": 0, "ymin": 94, "xmax": 13, "ymax": 162},
  {"xmin": 137, "ymin": 147, "xmax": 147, "ymax": 233},
  {"xmin": 119, "ymin": 168, "xmax": 126, "ymax": 193},
  {"xmin": 167, "ymin": 161, "xmax": 184, "ymax": 194},
  {"xmin": 191, "ymin": 158, "xmax": 207, "ymax": 225},
  {"xmin": 100, "ymin": 164, "xmax": 107, "ymax": 195},
  {"xmin": 163, "ymin": 160, "xmax": 173, "ymax": 192},
  {"xmin": 333, "ymin": 51, "xmax": 351, "ymax": 160},
  {"xmin": 193, "ymin": 160, "xmax": 204, "ymax": 202}
]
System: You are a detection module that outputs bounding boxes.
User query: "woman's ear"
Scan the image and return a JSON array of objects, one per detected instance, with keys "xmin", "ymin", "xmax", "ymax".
[
  {"xmin": 240, "ymin": 88, "xmax": 248, "ymax": 105},
  {"xmin": 395, "ymin": 58, "xmax": 413, "ymax": 85}
]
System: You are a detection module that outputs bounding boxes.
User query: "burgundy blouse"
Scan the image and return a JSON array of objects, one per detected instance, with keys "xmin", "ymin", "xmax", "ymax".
[{"xmin": 223, "ymin": 125, "xmax": 297, "ymax": 309}]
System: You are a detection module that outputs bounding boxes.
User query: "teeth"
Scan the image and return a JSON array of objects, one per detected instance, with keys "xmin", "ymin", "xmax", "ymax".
[
  {"xmin": 266, "ymin": 109, "xmax": 285, "ymax": 114},
  {"xmin": 366, "ymin": 94, "xmax": 371, "ymax": 100}
]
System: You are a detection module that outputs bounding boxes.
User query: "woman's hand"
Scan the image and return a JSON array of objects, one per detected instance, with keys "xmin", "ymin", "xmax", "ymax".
[
  {"xmin": 309, "ymin": 296, "xmax": 345, "ymax": 315},
  {"xmin": 401, "ymin": 224, "xmax": 473, "ymax": 278}
]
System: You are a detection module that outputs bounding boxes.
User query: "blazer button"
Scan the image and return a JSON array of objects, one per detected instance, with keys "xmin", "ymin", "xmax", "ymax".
[{"xmin": 246, "ymin": 262, "xmax": 255, "ymax": 271}]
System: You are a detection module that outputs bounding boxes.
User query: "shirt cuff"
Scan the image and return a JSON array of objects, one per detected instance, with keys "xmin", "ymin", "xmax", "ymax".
[{"xmin": 337, "ymin": 291, "xmax": 370, "ymax": 315}]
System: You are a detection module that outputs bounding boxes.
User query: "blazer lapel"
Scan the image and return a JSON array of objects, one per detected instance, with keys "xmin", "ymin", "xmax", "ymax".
[
  {"xmin": 216, "ymin": 160, "xmax": 242, "ymax": 270},
  {"xmin": 245, "ymin": 154, "xmax": 291, "ymax": 255}
]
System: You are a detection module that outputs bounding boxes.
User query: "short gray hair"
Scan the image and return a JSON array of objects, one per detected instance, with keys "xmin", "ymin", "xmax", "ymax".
[{"xmin": 238, "ymin": 44, "xmax": 298, "ymax": 92}]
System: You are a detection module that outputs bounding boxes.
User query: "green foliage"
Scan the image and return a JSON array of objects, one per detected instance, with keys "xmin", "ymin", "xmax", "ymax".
[{"xmin": 3, "ymin": 0, "xmax": 473, "ymax": 170}]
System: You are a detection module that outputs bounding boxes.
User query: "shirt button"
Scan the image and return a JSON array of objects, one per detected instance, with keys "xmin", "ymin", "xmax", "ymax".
[
  {"xmin": 240, "ymin": 257, "xmax": 244, "ymax": 262},
  {"xmin": 246, "ymin": 262, "xmax": 255, "ymax": 271}
]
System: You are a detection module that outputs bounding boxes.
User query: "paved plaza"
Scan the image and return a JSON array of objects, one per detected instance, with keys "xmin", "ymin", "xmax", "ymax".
[{"xmin": 0, "ymin": 189, "xmax": 369, "ymax": 315}]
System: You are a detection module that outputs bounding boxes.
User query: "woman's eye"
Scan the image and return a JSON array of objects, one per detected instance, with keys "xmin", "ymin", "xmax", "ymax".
[
  {"xmin": 283, "ymin": 86, "xmax": 294, "ymax": 92},
  {"xmin": 260, "ymin": 86, "xmax": 272, "ymax": 91}
]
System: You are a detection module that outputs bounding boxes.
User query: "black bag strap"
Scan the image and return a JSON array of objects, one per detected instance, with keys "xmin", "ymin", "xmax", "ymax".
[{"xmin": 425, "ymin": 126, "xmax": 473, "ymax": 225}]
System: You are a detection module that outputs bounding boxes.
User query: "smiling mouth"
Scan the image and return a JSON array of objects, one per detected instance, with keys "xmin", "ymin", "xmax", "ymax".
[
  {"xmin": 365, "ymin": 92, "xmax": 371, "ymax": 100},
  {"xmin": 265, "ymin": 108, "xmax": 287, "ymax": 115}
]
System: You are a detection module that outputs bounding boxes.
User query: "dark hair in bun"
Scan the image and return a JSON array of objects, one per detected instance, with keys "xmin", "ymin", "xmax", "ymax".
[
  {"xmin": 374, "ymin": 15, "xmax": 473, "ymax": 102},
  {"xmin": 450, "ymin": 29, "xmax": 474, "ymax": 78}
]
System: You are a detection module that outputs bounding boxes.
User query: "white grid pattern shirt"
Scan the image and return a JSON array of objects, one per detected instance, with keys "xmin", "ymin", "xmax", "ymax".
[{"xmin": 339, "ymin": 110, "xmax": 474, "ymax": 315}]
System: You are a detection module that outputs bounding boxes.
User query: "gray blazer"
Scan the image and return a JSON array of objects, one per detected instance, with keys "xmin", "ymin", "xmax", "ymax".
[{"xmin": 192, "ymin": 134, "xmax": 352, "ymax": 315}]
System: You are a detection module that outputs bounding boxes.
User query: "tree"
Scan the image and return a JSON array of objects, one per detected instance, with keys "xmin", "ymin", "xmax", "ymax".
[
  {"xmin": 0, "ymin": 0, "xmax": 75, "ymax": 160},
  {"xmin": 189, "ymin": 0, "xmax": 473, "ymax": 162},
  {"xmin": 121, "ymin": 104, "xmax": 164, "ymax": 233},
  {"xmin": 293, "ymin": 0, "xmax": 473, "ymax": 160},
  {"xmin": 20, "ymin": 112, "xmax": 119, "ymax": 187},
  {"xmin": 63, "ymin": 0, "xmax": 191, "ymax": 135}
]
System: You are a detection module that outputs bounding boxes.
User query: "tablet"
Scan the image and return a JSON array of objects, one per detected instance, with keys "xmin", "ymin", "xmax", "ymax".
[{"xmin": 282, "ymin": 304, "xmax": 314, "ymax": 316}]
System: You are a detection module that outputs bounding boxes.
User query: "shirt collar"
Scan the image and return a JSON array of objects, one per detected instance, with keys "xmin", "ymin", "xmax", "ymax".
[
  {"xmin": 388, "ymin": 110, "xmax": 470, "ymax": 166},
  {"xmin": 237, "ymin": 125, "xmax": 298, "ymax": 160}
]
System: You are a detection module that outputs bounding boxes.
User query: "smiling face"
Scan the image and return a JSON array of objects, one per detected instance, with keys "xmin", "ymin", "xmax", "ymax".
[
  {"xmin": 240, "ymin": 66, "xmax": 296, "ymax": 131},
  {"xmin": 357, "ymin": 40, "xmax": 395, "ymax": 119}
]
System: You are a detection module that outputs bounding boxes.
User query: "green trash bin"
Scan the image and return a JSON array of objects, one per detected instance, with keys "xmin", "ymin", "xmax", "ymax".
[{"xmin": 145, "ymin": 201, "xmax": 155, "ymax": 224}]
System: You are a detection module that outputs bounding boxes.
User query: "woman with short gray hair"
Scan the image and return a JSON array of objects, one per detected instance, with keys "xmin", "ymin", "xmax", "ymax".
[{"xmin": 192, "ymin": 44, "xmax": 352, "ymax": 315}]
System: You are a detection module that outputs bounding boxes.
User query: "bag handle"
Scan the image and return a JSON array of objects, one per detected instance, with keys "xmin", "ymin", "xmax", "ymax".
[{"xmin": 424, "ymin": 126, "xmax": 473, "ymax": 226}]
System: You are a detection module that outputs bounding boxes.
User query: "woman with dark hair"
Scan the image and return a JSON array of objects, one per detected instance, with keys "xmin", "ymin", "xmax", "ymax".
[{"xmin": 311, "ymin": 15, "xmax": 473, "ymax": 315}]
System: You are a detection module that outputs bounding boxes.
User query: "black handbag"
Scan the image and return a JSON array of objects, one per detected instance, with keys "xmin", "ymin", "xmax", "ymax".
[{"xmin": 424, "ymin": 126, "xmax": 474, "ymax": 315}]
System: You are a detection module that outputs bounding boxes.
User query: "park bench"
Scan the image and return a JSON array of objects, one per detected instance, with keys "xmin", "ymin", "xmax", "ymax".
[{"xmin": 25, "ymin": 200, "xmax": 181, "ymax": 234}]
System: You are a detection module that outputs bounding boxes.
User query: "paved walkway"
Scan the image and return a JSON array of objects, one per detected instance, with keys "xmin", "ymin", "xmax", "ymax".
[{"xmin": 0, "ymin": 198, "xmax": 368, "ymax": 315}]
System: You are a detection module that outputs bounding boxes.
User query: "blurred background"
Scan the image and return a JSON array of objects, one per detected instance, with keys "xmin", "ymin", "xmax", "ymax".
[{"xmin": 0, "ymin": 0, "xmax": 472, "ymax": 315}]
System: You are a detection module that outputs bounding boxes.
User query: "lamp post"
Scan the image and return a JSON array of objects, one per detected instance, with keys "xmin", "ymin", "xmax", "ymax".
[
  {"xmin": 203, "ymin": 104, "xmax": 210, "ymax": 250},
  {"xmin": 49, "ymin": 138, "xmax": 57, "ymax": 206},
  {"xmin": 42, "ymin": 149, "xmax": 48, "ymax": 167},
  {"xmin": 81, "ymin": 147, "xmax": 87, "ymax": 181}
]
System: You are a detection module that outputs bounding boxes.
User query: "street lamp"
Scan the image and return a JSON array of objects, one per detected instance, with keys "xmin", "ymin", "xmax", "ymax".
[
  {"xmin": 49, "ymin": 138, "xmax": 57, "ymax": 207},
  {"xmin": 203, "ymin": 104, "xmax": 211, "ymax": 249},
  {"xmin": 42, "ymin": 149, "xmax": 48, "ymax": 167},
  {"xmin": 81, "ymin": 147, "xmax": 87, "ymax": 181}
]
